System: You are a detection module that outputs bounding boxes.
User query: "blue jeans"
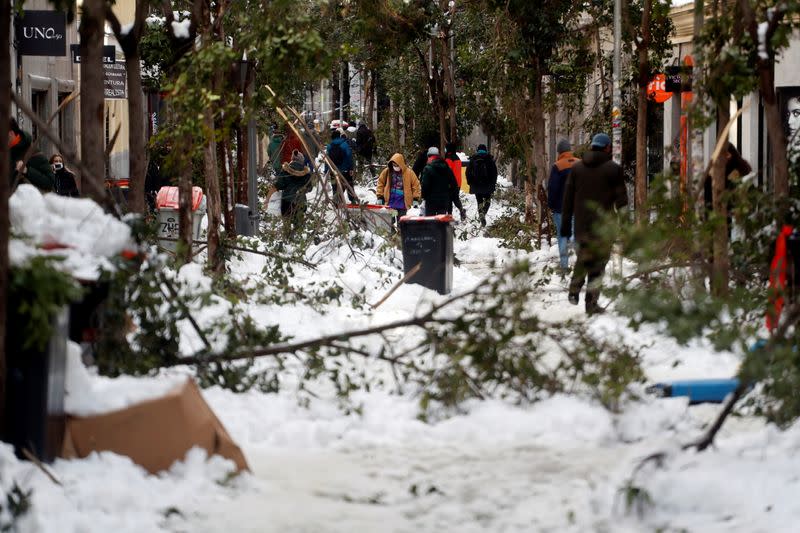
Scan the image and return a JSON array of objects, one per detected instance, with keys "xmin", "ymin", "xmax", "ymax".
[{"xmin": 552, "ymin": 212, "xmax": 571, "ymax": 269}]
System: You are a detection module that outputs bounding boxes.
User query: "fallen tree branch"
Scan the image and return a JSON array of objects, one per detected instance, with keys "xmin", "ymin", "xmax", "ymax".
[
  {"xmin": 684, "ymin": 302, "xmax": 800, "ymax": 452},
  {"xmin": 22, "ymin": 448, "xmax": 62, "ymax": 486},
  {"xmin": 164, "ymin": 277, "xmax": 480, "ymax": 367},
  {"xmin": 155, "ymin": 237, "xmax": 316, "ymax": 268}
]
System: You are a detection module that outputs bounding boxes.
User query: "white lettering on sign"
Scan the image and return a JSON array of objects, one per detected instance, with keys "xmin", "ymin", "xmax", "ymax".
[{"xmin": 22, "ymin": 26, "xmax": 63, "ymax": 40}]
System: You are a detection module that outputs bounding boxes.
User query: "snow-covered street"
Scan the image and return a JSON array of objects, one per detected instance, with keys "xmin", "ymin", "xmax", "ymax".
[{"xmin": 3, "ymin": 187, "xmax": 797, "ymax": 533}]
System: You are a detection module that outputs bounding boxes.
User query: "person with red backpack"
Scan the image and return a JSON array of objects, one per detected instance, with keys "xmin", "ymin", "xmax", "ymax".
[
  {"xmin": 466, "ymin": 144, "xmax": 498, "ymax": 227},
  {"xmin": 444, "ymin": 142, "xmax": 463, "ymax": 189}
]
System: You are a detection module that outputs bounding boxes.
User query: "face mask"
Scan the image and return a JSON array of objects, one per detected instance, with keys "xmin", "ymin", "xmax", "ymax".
[
  {"xmin": 53, "ymin": 163, "xmax": 63, "ymax": 171},
  {"xmin": 391, "ymin": 164, "xmax": 400, "ymax": 172}
]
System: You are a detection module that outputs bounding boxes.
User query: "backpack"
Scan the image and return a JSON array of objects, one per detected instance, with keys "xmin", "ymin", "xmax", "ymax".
[
  {"xmin": 469, "ymin": 157, "xmax": 490, "ymax": 185},
  {"xmin": 328, "ymin": 141, "xmax": 345, "ymax": 167}
]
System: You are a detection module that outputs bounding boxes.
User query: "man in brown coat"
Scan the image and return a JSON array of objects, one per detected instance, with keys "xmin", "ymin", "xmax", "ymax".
[{"xmin": 561, "ymin": 133, "xmax": 628, "ymax": 315}]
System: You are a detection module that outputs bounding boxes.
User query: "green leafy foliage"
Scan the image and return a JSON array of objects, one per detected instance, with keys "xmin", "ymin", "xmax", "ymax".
[{"xmin": 8, "ymin": 257, "xmax": 83, "ymax": 352}]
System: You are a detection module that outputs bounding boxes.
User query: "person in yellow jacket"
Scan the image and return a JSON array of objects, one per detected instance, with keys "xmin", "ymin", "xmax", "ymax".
[{"xmin": 376, "ymin": 153, "xmax": 421, "ymax": 217}]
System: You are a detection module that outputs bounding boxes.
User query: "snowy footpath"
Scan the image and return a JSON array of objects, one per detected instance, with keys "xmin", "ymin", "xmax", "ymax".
[{"xmin": 6, "ymin": 186, "xmax": 800, "ymax": 532}]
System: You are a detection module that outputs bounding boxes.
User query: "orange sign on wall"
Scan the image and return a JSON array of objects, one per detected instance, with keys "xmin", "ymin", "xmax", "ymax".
[{"xmin": 647, "ymin": 74, "xmax": 673, "ymax": 103}]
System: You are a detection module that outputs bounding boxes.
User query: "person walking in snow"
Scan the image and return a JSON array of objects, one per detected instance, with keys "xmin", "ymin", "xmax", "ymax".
[
  {"xmin": 561, "ymin": 133, "xmax": 628, "ymax": 315},
  {"xmin": 9, "ymin": 118, "xmax": 53, "ymax": 192},
  {"xmin": 444, "ymin": 141, "xmax": 463, "ymax": 189},
  {"xmin": 376, "ymin": 153, "xmax": 421, "ymax": 219},
  {"xmin": 420, "ymin": 147, "xmax": 466, "ymax": 219},
  {"xmin": 355, "ymin": 122, "xmax": 376, "ymax": 177},
  {"xmin": 466, "ymin": 143, "xmax": 498, "ymax": 227},
  {"xmin": 274, "ymin": 149, "xmax": 313, "ymax": 230},
  {"xmin": 327, "ymin": 129, "xmax": 358, "ymax": 205},
  {"xmin": 548, "ymin": 139, "xmax": 579, "ymax": 270},
  {"xmin": 50, "ymin": 153, "xmax": 80, "ymax": 197}
]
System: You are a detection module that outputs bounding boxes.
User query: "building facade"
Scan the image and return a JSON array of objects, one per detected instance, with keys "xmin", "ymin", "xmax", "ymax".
[{"xmin": 11, "ymin": 0, "xmax": 79, "ymax": 160}]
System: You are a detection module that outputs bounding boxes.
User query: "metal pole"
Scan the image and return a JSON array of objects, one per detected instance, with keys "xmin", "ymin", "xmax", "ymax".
[
  {"xmin": 247, "ymin": 117, "xmax": 259, "ymax": 234},
  {"xmin": 612, "ymin": 0, "xmax": 622, "ymax": 165}
]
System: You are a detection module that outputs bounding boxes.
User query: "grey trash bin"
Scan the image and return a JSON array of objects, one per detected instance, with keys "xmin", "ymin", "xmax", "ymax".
[
  {"xmin": 156, "ymin": 186, "xmax": 207, "ymax": 253},
  {"xmin": 235, "ymin": 204, "xmax": 254, "ymax": 236}
]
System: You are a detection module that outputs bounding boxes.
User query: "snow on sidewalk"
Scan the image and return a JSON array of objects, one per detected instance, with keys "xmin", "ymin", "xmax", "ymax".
[{"xmin": 5, "ymin": 187, "xmax": 797, "ymax": 532}]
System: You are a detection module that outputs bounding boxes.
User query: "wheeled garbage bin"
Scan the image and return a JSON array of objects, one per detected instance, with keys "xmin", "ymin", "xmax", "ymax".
[
  {"xmin": 346, "ymin": 204, "xmax": 396, "ymax": 234},
  {"xmin": 4, "ymin": 306, "xmax": 68, "ymax": 462},
  {"xmin": 399, "ymin": 214, "xmax": 454, "ymax": 294},
  {"xmin": 156, "ymin": 186, "xmax": 207, "ymax": 253}
]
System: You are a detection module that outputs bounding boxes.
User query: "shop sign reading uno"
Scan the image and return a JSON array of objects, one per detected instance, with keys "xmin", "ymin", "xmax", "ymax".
[{"xmin": 15, "ymin": 10, "xmax": 67, "ymax": 57}]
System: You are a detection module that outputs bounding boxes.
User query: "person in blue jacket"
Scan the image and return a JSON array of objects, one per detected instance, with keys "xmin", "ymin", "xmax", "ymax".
[
  {"xmin": 547, "ymin": 139, "xmax": 578, "ymax": 270},
  {"xmin": 327, "ymin": 129, "xmax": 358, "ymax": 205}
]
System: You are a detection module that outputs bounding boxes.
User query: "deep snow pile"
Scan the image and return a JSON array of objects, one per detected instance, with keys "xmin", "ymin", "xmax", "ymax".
[
  {"xmin": 2, "ymin": 184, "xmax": 797, "ymax": 532},
  {"xmin": 9, "ymin": 184, "xmax": 134, "ymax": 280}
]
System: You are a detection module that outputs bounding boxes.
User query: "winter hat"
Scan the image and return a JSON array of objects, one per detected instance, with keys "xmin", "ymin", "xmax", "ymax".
[
  {"xmin": 427, "ymin": 146, "xmax": 440, "ymax": 157},
  {"xmin": 477, "ymin": 144, "xmax": 488, "ymax": 152},
  {"xmin": 291, "ymin": 149, "xmax": 304, "ymax": 164},
  {"xmin": 591, "ymin": 133, "xmax": 612, "ymax": 149},
  {"xmin": 556, "ymin": 139, "xmax": 572, "ymax": 154}
]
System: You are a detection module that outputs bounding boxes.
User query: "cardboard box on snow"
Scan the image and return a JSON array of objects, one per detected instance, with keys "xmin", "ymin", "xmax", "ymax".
[{"xmin": 61, "ymin": 380, "xmax": 249, "ymax": 474}]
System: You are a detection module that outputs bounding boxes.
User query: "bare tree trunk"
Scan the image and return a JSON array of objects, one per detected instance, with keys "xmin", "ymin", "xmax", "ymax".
[
  {"xmin": 106, "ymin": 3, "xmax": 149, "ymax": 213},
  {"xmin": 218, "ymin": 136, "xmax": 234, "ymax": 233},
  {"xmin": 204, "ymin": 107, "xmax": 222, "ymax": 274},
  {"xmin": 635, "ymin": 0, "xmax": 652, "ymax": 223},
  {"xmin": 711, "ymin": 105, "xmax": 730, "ymax": 296},
  {"xmin": 79, "ymin": 0, "xmax": 107, "ymax": 206},
  {"xmin": 331, "ymin": 64, "xmax": 341, "ymax": 121},
  {"xmin": 126, "ymin": 51, "xmax": 146, "ymax": 213},
  {"xmin": 364, "ymin": 70, "xmax": 374, "ymax": 129},
  {"xmin": 225, "ymin": 139, "xmax": 236, "ymax": 233},
  {"xmin": 511, "ymin": 159, "xmax": 519, "ymax": 189},
  {"xmin": 595, "ymin": 23, "xmax": 610, "ymax": 102},
  {"xmin": 341, "ymin": 61, "xmax": 350, "ymax": 122},
  {"xmin": 738, "ymin": 0, "xmax": 790, "ymax": 210},
  {"xmin": 689, "ymin": 0, "xmax": 705, "ymax": 206},
  {"xmin": 178, "ymin": 162, "xmax": 193, "ymax": 264},
  {"xmin": 440, "ymin": 13, "xmax": 457, "ymax": 143},
  {"xmin": 0, "ymin": 0, "xmax": 12, "ymax": 427},
  {"xmin": 531, "ymin": 73, "xmax": 547, "ymax": 233}
]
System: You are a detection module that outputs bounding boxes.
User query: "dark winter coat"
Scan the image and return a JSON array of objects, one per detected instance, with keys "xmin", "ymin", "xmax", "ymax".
[
  {"xmin": 9, "ymin": 131, "xmax": 53, "ymax": 191},
  {"xmin": 421, "ymin": 156, "xmax": 462, "ymax": 215},
  {"xmin": 356, "ymin": 124, "xmax": 376, "ymax": 159},
  {"xmin": 145, "ymin": 154, "xmax": 171, "ymax": 210},
  {"xmin": 560, "ymin": 149, "xmax": 628, "ymax": 243},
  {"xmin": 547, "ymin": 151, "xmax": 578, "ymax": 213},
  {"xmin": 275, "ymin": 161, "xmax": 312, "ymax": 204},
  {"xmin": 412, "ymin": 150, "xmax": 428, "ymax": 178},
  {"xmin": 327, "ymin": 137, "xmax": 354, "ymax": 173},
  {"xmin": 54, "ymin": 168, "xmax": 80, "ymax": 197},
  {"xmin": 466, "ymin": 150, "xmax": 498, "ymax": 195}
]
